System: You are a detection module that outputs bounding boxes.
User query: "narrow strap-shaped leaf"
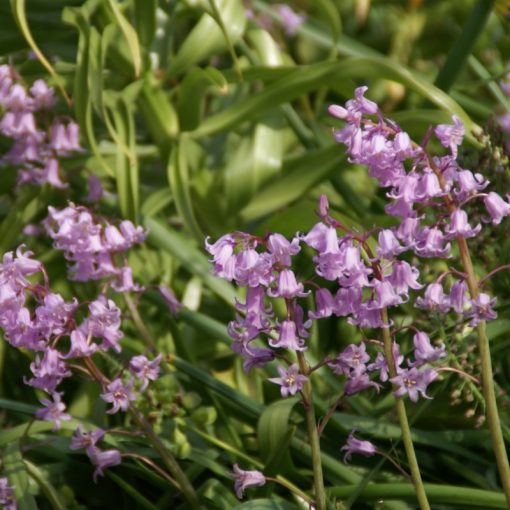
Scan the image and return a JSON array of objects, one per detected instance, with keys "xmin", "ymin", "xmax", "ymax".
[
  {"xmin": 143, "ymin": 217, "xmax": 237, "ymax": 305},
  {"xmin": 3, "ymin": 441, "xmax": 38, "ymax": 510},
  {"xmin": 434, "ymin": 0, "xmax": 496, "ymax": 92},
  {"xmin": 10, "ymin": 0, "xmax": 71, "ymax": 105},
  {"xmin": 24, "ymin": 460, "xmax": 66, "ymax": 510},
  {"xmin": 328, "ymin": 483, "xmax": 506, "ymax": 508},
  {"xmin": 167, "ymin": 136, "xmax": 204, "ymax": 242},
  {"xmin": 106, "ymin": 0, "xmax": 142, "ymax": 77}
]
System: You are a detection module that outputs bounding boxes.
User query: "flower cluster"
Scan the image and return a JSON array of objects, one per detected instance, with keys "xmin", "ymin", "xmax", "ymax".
[
  {"xmin": 329, "ymin": 87, "xmax": 505, "ymax": 327},
  {"xmin": 207, "ymin": 88, "xmax": 508, "ymax": 411},
  {"xmin": 44, "ymin": 203, "xmax": 146, "ymax": 290},
  {"xmin": 0, "ymin": 241, "xmax": 162, "ymax": 479},
  {"xmin": 206, "ymin": 204, "xmax": 446, "ymax": 402},
  {"xmin": 0, "ymin": 65, "xmax": 82, "ymax": 188}
]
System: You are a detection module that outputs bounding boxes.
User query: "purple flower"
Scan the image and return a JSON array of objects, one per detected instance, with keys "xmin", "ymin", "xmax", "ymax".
[
  {"xmin": 484, "ymin": 192, "xmax": 510, "ymax": 225},
  {"xmin": 390, "ymin": 367, "xmax": 437, "ymax": 402},
  {"xmin": 415, "ymin": 227, "xmax": 451, "ymax": 258},
  {"xmin": 268, "ymin": 364, "xmax": 307, "ymax": 397},
  {"xmin": 388, "ymin": 260, "xmax": 423, "ymax": 296},
  {"xmin": 341, "ymin": 430, "xmax": 376, "ymax": 463},
  {"xmin": 205, "ymin": 234, "xmax": 237, "ymax": 280},
  {"xmin": 63, "ymin": 329, "xmax": 97, "ymax": 358},
  {"xmin": 35, "ymin": 292, "xmax": 77, "ymax": 339},
  {"xmin": 86, "ymin": 175, "xmax": 104, "ymax": 202},
  {"xmin": 328, "ymin": 343, "xmax": 370, "ymax": 377},
  {"xmin": 35, "ymin": 392, "xmax": 71, "ymax": 430},
  {"xmin": 275, "ymin": 4, "xmax": 305, "ymax": 35},
  {"xmin": 444, "ymin": 209, "xmax": 481, "ymax": 239},
  {"xmin": 449, "ymin": 280, "xmax": 468, "ymax": 314},
  {"xmin": 30, "ymin": 79, "xmax": 56, "ymax": 110},
  {"xmin": 267, "ymin": 233, "xmax": 300, "ymax": 266},
  {"xmin": 129, "ymin": 354, "xmax": 162, "ymax": 391},
  {"xmin": 467, "ymin": 293, "xmax": 497, "ymax": 326},
  {"xmin": 88, "ymin": 447, "xmax": 122, "ymax": 482},
  {"xmin": 268, "ymin": 269, "xmax": 309, "ymax": 299},
  {"xmin": 158, "ymin": 285, "xmax": 182, "ymax": 315},
  {"xmin": 367, "ymin": 279, "xmax": 405, "ymax": 310},
  {"xmin": 0, "ymin": 477, "xmax": 16, "ymax": 510},
  {"xmin": 345, "ymin": 374, "xmax": 381, "ymax": 395},
  {"xmin": 415, "ymin": 283, "xmax": 450, "ymax": 313},
  {"xmin": 434, "ymin": 115, "xmax": 464, "ymax": 157},
  {"xmin": 412, "ymin": 331, "xmax": 446, "ymax": 366},
  {"xmin": 84, "ymin": 296, "xmax": 123, "ymax": 352},
  {"xmin": 235, "ymin": 285, "xmax": 272, "ymax": 329},
  {"xmin": 26, "ymin": 348, "xmax": 71, "ymax": 393},
  {"xmin": 309, "ymin": 288, "xmax": 336, "ymax": 320},
  {"xmin": 376, "ymin": 229, "xmax": 406, "ymax": 259},
  {"xmin": 269, "ymin": 320, "xmax": 306, "ymax": 351},
  {"xmin": 232, "ymin": 464, "xmax": 266, "ymax": 499},
  {"xmin": 70, "ymin": 427, "xmax": 105, "ymax": 452},
  {"xmin": 101, "ymin": 378, "xmax": 137, "ymax": 414},
  {"xmin": 367, "ymin": 343, "xmax": 404, "ymax": 382}
]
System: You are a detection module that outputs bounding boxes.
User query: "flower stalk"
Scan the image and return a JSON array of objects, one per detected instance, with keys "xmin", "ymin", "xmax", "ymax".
[
  {"xmin": 381, "ymin": 309, "xmax": 431, "ymax": 510},
  {"xmin": 455, "ymin": 237, "xmax": 510, "ymax": 504},
  {"xmin": 297, "ymin": 351, "xmax": 327, "ymax": 510}
]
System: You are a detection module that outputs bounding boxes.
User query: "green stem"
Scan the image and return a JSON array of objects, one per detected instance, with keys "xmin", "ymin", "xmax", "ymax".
[
  {"xmin": 297, "ymin": 351, "xmax": 327, "ymax": 510},
  {"xmin": 455, "ymin": 237, "xmax": 510, "ymax": 505},
  {"xmin": 128, "ymin": 406, "xmax": 205, "ymax": 509},
  {"xmin": 381, "ymin": 309, "xmax": 431, "ymax": 510}
]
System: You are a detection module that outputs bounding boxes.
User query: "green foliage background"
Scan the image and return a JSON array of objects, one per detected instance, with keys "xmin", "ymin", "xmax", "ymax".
[{"xmin": 0, "ymin": 0, "xmax": 509, "ymax": 508}]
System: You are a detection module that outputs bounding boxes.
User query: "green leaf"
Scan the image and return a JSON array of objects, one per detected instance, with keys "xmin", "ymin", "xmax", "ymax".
[
  {"xmin": 167, "ymin": 0, "xmax": 246, "ymax": 77},
  {"xmin": 3, "ymin": 442, "xmax": 37, "ymax": 510},
  {"xmin": 233, "ymin": 499, "xmax": 299, "ymax": 510},
  {"xmin": 434, "ymin": 0, "xmax": 495, "ymax": 92},
  {"xmin": 189, "ymin": 59, "xmax": 477, "ymax": 140},
  {"xmin": 245, "ymin": 29, "xmax": 284, "ymax": 67},
  {"xmin": 177, "ymin": 67, "xmax": 228, "ymax": 131},
  {"xmin": 24, "ymin": 461, "xmax": 66, "ymax": 510},
  {"xmin": 257, "ymin": 397, "xmax": 300, "ymax": 468},
  {"xmin": 328, "ymin": 483, "xmax": 506, "ymax": 508},
  {"xmin": 107, "ymin": 471, "xmax": 159, "ymax": 510},
  {"xmin": 133, "ymin": 0, "xmax": 156, "ymax": 47},
  {"xmin": 10, "ymin": 0, "xmax": 71, "ymax": 105},
  {"xmin": 167, "ymin": 136, "xmax": 204, "ymax": 242},
  {"xmin": 240, "ymin": 144, "xmax": 344, "ymax": 223},
  {"xmin": 106, "ymin": 0, "xmax": 142, "ymax": 77}
]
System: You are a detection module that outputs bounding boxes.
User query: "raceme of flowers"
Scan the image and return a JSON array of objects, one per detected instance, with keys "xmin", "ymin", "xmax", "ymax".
[
  {"xmin": 0, "ymin": 65, "xmax": 82, "ymax": 188},
  {"xmin": 207, "ymin": 87, "xmax": 509, "ymax": 497},
  {"xmin": 0, "ymin": 206, "xmax": 164, "ymax": 481},
  {"xmin": 44, "ymin": 203, "xmax": 146, "ymax": 290}
]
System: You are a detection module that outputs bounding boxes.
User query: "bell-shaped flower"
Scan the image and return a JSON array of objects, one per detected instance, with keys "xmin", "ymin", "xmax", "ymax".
[
  {"xmin": 415, "ymin": 227, "xmax": 451, "ymax": 258},
  {"xmin": 269, "ymin": 319, "xmax": 306, "ymax": 351},
  {"xmin": 388, "ymin": 260, "xmax": 423, "ymax": 296},
  {"xmin": 267, "ymin": 233, "xmax": 300, "ymax": 266},
  {"xmin": 341, "ymin": 430, "xmax": 376, "ymax": 463},
  {"xmin": 484, "ymin": 192, "xmax": 510, "ymax": 225},
  {"xmin": 232, "ymin": 464, "xmax": 266, "ymax": 499},
  {"xmin": 444, "ymin": 209, "xmax": 481, "ymax": 239},
  {"xmin": 268, "ymin": 269, "xmax": 309, "ymax": 299},
  {"xmin": 415, "ymin": 282, "xmax": 450, "ymax": 313},
  {"xmin": 435, "ymin": 115, "xmax": 464, "ymax": 157},
  {"xmin": 411, "ymin": 331, "xmax": 446, "ymax": 366},
  {"xmin": 376, "ymin": 229, "xmax": 406, "ymax": 259}
]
